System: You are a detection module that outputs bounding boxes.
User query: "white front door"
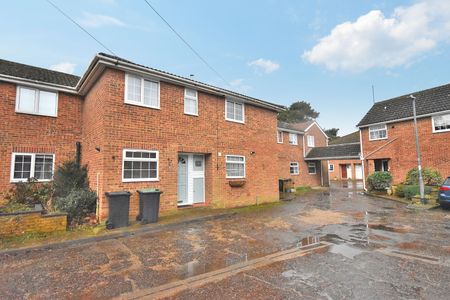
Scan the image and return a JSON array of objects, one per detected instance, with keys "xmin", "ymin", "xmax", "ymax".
[
  {"xmin": 178, "ymin": 154, "xmax": 205, "ymax": 206},
  {"xmin": 355, "ymin": 164, "xmax": 363, "ymax": 180},
  {"xmin": 346, "ymin": 164, "xmax": 353, "ymax": 180}
]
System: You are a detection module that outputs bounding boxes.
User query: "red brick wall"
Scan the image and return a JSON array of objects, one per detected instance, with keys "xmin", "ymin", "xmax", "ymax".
[
  {"xmin": 328, "ymin": 159, "xmax": 362, "ymax": 180},
  {"xmin": 0, "ymin": 82, "xmax": 83, "ymax": 192},
  {"xmin": 88, "ymin": 69, "xmax": 280, "ymax": 220},
  {"xmin": 276, "ymin": 130, "xmax": 322, "ymax": 187},
  {"xmin": 361, "ymin": 118, "xmax": 450, "ymax": 184},
  {"xmin": 304, "ymin": 123, "xmax": 327, "ymax": 154}
]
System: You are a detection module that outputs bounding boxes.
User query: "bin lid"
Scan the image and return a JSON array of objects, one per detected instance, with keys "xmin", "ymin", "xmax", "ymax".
[
  {"xmin": 137, "ymin": 188, "xmax": 162, "ymax": 194},
  {"xmin": 105, "ymin": 191, "xmax": 131, "ymax": 197}
]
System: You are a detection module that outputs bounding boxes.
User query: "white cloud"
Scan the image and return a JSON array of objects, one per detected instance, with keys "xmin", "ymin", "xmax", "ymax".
[
  {"xmin": 303, "ymin": 0, "xmax": 450, "ymax": 72},
  {"xmin": 248, "ymin": 58, "xmax": 280, "ymax": 74},
  {"xmin": 78, "ymin": 12, "xmax": 126, "ymax": 28},
  {"xmin": 49, "ymin": 62, "xmax": 76, "ymax": 74},
  {"xmin": 229, "ymin": 78, "xmax": 251, "ymax": 93}
]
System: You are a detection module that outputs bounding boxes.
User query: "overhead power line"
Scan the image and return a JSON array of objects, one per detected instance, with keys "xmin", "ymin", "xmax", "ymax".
[
  {"xmin": 142, "ymin": 0, "xmax": 228, "ymax": 84},
  {"xmin": 46, "ymin": 0, "xmax": 117, "ymax": 56}
]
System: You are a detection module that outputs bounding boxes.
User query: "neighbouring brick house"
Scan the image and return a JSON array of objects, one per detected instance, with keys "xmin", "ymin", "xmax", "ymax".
[
  {"xmin": 0, "ymin": 53, "xmax": 285, "ymax": 221},
  {"xmin": 357, "ymin": 83, "xmax": 450, "ymax": 187},
  {"xmin": 327, "ymin": 132, "xmax": 363, "ymax": 181},
  {"xmin": 276, "ymin": 120, "xmax": 329, "ymax": 189}
]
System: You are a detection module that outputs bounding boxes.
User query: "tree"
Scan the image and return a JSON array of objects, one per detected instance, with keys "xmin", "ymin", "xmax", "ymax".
[
  {"xmin": 324, "ymin": 128, "xmax": 339, "ymax": 139},
  {"xmin": 278, "ymin": 101, "xmax": 319, "ymax": 123}
]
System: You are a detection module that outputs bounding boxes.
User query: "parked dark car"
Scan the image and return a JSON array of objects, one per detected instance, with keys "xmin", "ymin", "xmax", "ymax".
[{"xmin": 439, "ymin": 177, "xmax": 450, "ymax": 208}]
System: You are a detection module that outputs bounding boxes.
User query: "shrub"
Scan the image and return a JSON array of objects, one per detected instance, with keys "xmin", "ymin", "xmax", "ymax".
[
  {"xmin": 53, "ymin": 188, "xmax": 97, "ymax": 225},
  {"xmin": 403, "ymin": 185, "xmax": 432, "ymax": 200},
  {"xmin": 405, "ymin": 167, "xmax": 443, "ymax": 186},
  {"xmin": 394, "ymin": 184, "xmax": 405, "ymax": 198},
  {"xmin": 52, "ymin": 160, "xmax": 97, "ymax": 225},
  {"xmin": 4, "ymin": 178, "xmax": 53, "ymax": 210},
  {"xmin": 367, "ymin": 171, "xmax": 392, "ymax": 191}
]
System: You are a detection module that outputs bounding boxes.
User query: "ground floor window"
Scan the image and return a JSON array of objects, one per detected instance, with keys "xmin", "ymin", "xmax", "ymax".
[
  {"xmin": 308, "ymin": 162, "xmax": 317, "ymax": 174},
  {"xmin": 122, "ymin": 149, "xmax": 158, "ymax": 182},
  {"xmin": 11, "ymin": 153, "xmax": 54, "ymax": 182},
  {"xmin": 290, "ymin": 162, "xmax": 299, "ymax": 175},
  {"xmin": 374, "ymin": 159, "xmax": 389, "ymax": 172},
  {"xmin": 329, "ymin": 164, "xmax": 334, "ymax": 172},
  {"xmin": 226, "ymin": 155, "xmax": 245, "ymax": 178}
]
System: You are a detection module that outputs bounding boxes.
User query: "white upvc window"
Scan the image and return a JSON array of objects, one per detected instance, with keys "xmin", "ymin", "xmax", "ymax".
[
  {"xmin": 125, "ymin": 73, "xmax": 160, "ymax": 109},
  {"xmin": 122, "ymin": 149, "xmax": 159, "ymax": 182},
  {"xmin": 277, "ymin": 131, "xmax": 283, "ymax": 143},
  {"xmin": 307, "ymin": 135, "xmax": 315, "ymax": 147},
  {"xmin": 226, "ymin": 155, "xmax": 245, "ymax": 178},
  {"xmin": 329, "ymin": 164, "xmax": 334, "ymax": 172},
  {"xmin": 16, "ymin": 86, "xmax": 58, "ymax": 117},
  {"xmin": 308, "ymin": 162, "xmax": 317, "ymax": 174},
  {"xmin": 184, "ymin": 88, "xmax": 198, "ymax": 116},
  {"xmin": 290, "ymin": 162, "xmax": 299, "ymax": 175},
  {"xmin": 11, "ymin": 153, "xmax": 55, "ymax": 182},
  {"xmin": 288, "ymin": 133, "xmax": 298, "ymax": 145},
  {"xmin": 225, "ymin": 100, "xmax": 245, "ymax": 123},
  {"xmin": 432, "ymin": 113, "xmax": 450, "ymax": 133},
  {"xmin": 369, "ymin": 124, "xmax": 388, "ymax": 141}
]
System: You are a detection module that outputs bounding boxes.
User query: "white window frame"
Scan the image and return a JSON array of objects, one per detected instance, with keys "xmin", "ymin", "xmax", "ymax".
[
  {"xmin": 225, "ymin": 155, "xmax": 246, "ymax": 179},
  {"xmin": 290, "ymin": 162, "xmax": 299, "ymax": 175},
  {"xmin": 124, "ymin": 73, "xmax": 160, "ymax": 109},
  {"xmin": 308, "ymin": 162, "xmax": 317, "ymax": 175},
  {"xmin": 307, "ymin": 135, "xmax": 315, "ymax": 147},
  {"xmin": 369, "ymin": 124, "xmax": 388, "ymax": 141},
  {"xmin": 225, "ymin": 99, "xmax": 245, "ymax": 123},
  {"xmin": 277, "ymin": 131, "xmax": 284, "ymax": 143},
  {"xmin": 10, "ymin": 152, "xmax": 55, "ymax": 183},
  {"xmin": 329, "ymin": 164, "xmax": 334, "ymax": 172},
  {"xmin": 432, "ymin": 113, "xmax": 450, "ymax": 133},
  {"xmin": 15, "ymin": 86, "xmax": 58, "ymax": 117},
  {"xmin": 122, "ymin": 149, "xmax": 159, "ymax": 183},
  {"xmin": 288, "ymin": 133, "xmax": 298, "ymax": 145},
  {"xmin": 184, "ymin": 88, "xmax": 198, "ymax": 116}
]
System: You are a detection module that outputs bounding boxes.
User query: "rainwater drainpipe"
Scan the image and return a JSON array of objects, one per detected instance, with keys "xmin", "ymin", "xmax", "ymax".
[
  {"xmin": 409, "ymin": 95, "xmax": 426, "ymax": 203},
  {"xmin": 359, "ymin": 129, "xmax": 367, "ymax": 191}
]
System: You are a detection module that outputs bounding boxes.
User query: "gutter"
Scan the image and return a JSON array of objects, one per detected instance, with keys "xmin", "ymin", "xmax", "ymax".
[
  {"xmin": 304, "ymin": 155, "xmax": 360, "ymax": 161},
  {"xmin": 277, "ymin": 127, "xmax": 304, "ymax": 134},
  {"xmin": 0, "ymin": 74, "xmax": 78, "ymax": 94}
]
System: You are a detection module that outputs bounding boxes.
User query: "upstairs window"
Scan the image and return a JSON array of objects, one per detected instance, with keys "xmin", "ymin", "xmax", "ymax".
[
  {"xmin": 125, "ymin": 74, "xmax": 159, "ymax": 109},
  {"xmin": 307, "ymin": 135, "xmax": 315, "ymax": 147},
  {"xmin": 288, "ymin": 133, "xmax": 298, "ymax": 145},
  {"xmin": 225, "ymin": 100, "xmax": 244, "ymax": 123},
  {"xmin": 369, "ymin": 124, "xmax": 387, "ymax": 141},
  {"xmin": 11, "ymin": 153, "xmax": 54, "ymax": 182},
  {"xmin": 290, "ymin": 162, "xmax": 299, "ymax": 175},
  {"xmin": 16, "ymin": 86, "xmax": 58, "ymax": 117},
  {"xmin": 277, "ymin": 131, "xmax": 283, "ymax": 143},
  {"xmin": 432, "ymin": 113, "xmax": 450, "ymax": 133},
  {"xmin": 184, "ymin": 88, "xmax": 198, "ymax": 115},
  {"xmin": 226, "ymin": 155, "xmax": 245, "ymax": 178},
  {"xmin": 122, "ymin": 149, "xmax": 158, "ymax": 182}
]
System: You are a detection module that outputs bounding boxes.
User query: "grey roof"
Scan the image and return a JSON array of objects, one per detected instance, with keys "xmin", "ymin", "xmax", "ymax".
[
  {"xmin": 329, "ymin": 131, "xmax": 360, "ymax": 145},
  {"xmin": 0, "ymin": 58, "xmax": 80, "ymax": 87},
  {"xmin": 277, "ymin": 120, "xmax": 315, "ymax": 132},
  {"xmin": 305, "ymin": 143, "xmax": 361, "ymax": 160},
  {"xmin": 97, "ymin": 53, "xmax": 285, "ymax": 110},
  {"xmin": 357, "ymin": 83, "xmax": 450, "ymax": 127}
]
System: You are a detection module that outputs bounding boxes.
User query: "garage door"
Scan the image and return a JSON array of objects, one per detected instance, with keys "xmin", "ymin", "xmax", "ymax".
[{"xmin": 355, "ymin": 164, "xmax": 363, "ymax": 180}]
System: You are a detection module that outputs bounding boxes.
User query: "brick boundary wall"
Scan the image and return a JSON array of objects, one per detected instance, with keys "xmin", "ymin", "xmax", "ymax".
[{"xmin": 0, "ymin": 210, "xmax": 67, "ymax": 237}]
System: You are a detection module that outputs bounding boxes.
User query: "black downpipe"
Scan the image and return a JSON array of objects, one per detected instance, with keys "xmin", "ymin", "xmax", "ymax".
[{"xmin": 76, "ymin": 142, "xmax": 82, "ymax": 166}]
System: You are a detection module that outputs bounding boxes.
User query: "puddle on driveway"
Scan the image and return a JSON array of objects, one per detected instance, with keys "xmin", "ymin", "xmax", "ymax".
[
  {"xmin": 368, "ymin": 224, "xmax": 411, "ymax": 233},
  {"xmin": 329, "ymin": 244, "xmax": 364, "ymax": 259}
]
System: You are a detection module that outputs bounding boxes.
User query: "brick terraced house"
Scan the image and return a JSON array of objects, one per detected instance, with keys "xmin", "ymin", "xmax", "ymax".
[
  {"xmin": 0, "ymin": 53, "xmax": 287, "ymax": 221},
  {"xmin": 357, "ymin": 83, "xmax": 450, "ymax": 187},
  {"xmin": 277, "ymin": 120, "xmax": 329, "ymax": 188}
]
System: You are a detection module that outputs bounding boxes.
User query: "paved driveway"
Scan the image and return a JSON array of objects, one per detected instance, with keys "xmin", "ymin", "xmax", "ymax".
[{"xmin": 1, "ymin": 183, "xmax": 450, "ymax": 299}]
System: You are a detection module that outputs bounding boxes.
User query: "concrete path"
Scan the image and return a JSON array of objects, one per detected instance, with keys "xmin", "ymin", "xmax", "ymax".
[{"xmin": 1, "ymin": 182, "xmax": 450, "ymax": 299}]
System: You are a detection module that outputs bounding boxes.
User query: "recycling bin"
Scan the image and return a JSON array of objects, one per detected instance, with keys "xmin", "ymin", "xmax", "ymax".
[
  {"xmin": 105, "ymin": 191, "xmax": 131, "ymax": 229},
  {"xmin": 137, "ymin": 189, "xmax": 163, "ymax": 224}
]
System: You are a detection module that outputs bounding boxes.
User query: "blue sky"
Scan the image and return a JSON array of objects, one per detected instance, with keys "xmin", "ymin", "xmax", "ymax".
[{"xmin": 1, "ymin": 0, "xmax": 450, "ymax": 135}]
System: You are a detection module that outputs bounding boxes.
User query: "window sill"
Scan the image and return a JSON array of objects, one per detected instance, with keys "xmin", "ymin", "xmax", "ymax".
[
  {"xmin": 369, "ymin": 137, "xmax": 388, "ymax": 141},
  {"xmin": 122, "ymin": 178, "xmax": 159, "ymax": 183},
  {"xmin": 15, "ymin": 111, "xmax": 57, "ymax": 118},
  {"xmin": 432, "ymin": 128, "xmax": 450, "ymax": 134},
  {"xmin": 225, "ymin": 118, "xmax": 245, "ymax": 124},
  {"xmin": 124, "ymin": 101, "xmax": 160, "ymax": 110},
  {"xmin": 11, "ymin": 179, "xmax": 53, "ymax": 183},
  {"xmin": 184, "ymin": 112, "xmax": 199, "ymax": 117}
]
